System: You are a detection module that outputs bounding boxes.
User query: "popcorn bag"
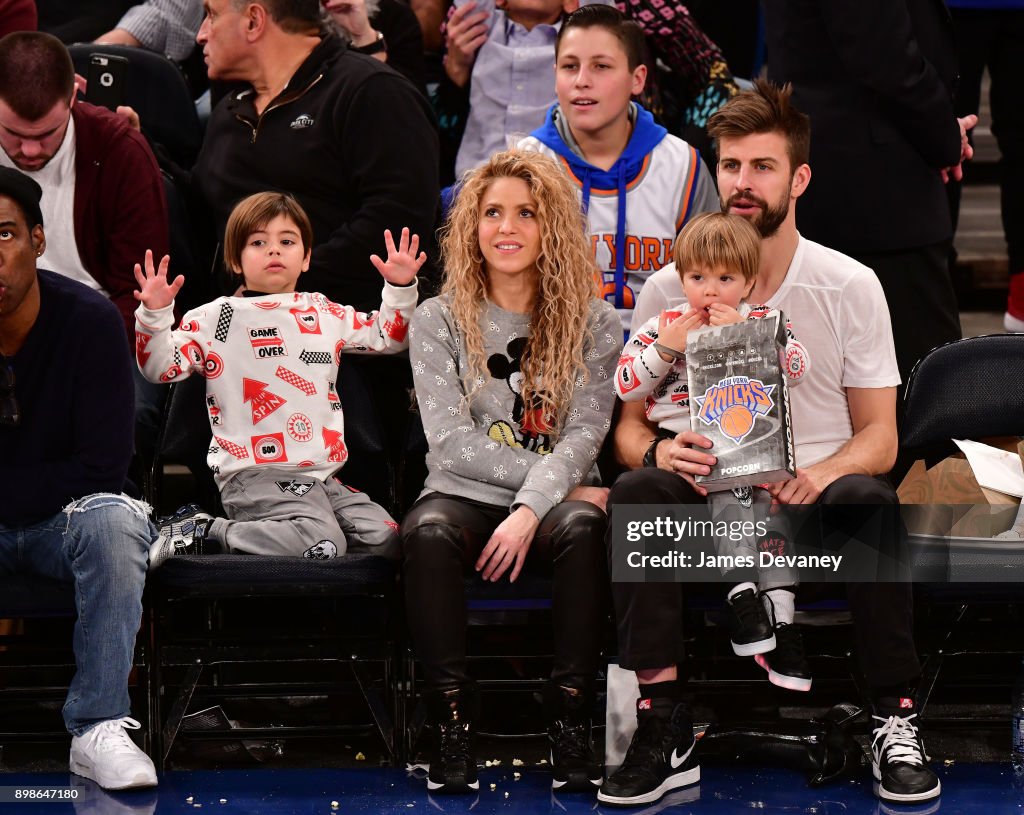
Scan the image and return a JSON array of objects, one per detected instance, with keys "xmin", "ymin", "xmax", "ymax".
[{"xmin": 686, "ymin": 313, "xmax": 796, "ymax": 491}]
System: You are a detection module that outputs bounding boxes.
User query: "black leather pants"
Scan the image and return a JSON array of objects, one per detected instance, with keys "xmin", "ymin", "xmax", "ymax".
[{"xmin": 401, "ymin": 493, "xmax": 609, "ymax": 692}]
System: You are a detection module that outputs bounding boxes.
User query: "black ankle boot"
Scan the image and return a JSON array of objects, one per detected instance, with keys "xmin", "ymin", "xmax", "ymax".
[
  {"xmin": 544, "ymin": 682, "xmax": 603, "ymax": 792},
  {"xmin": 424, "ymin": 686, "xmax": 479, "ymax": 794}
]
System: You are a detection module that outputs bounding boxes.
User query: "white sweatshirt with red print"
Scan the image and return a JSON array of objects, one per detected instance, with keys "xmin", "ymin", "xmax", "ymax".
[
  {"xmin": 615, "ymin": 304, "xmax": 810, "ymax": 435},
  {"xmin": 136, "ymin": 283, "xmax": 416, "ymax": 485}
]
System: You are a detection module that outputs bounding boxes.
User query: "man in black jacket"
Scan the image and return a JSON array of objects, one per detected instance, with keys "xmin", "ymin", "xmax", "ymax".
[
  {"xmin": 763, "ymin": 0, "xmax": 976, "ymax": 390},
  {"xmin": 194, "ymin": 0, "xmax": 439, "ymax": 311}
]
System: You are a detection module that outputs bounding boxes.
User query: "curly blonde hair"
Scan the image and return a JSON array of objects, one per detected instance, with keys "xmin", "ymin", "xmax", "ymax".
[{"xmin": 440, "ymin": 149, "xmax": 599, "ymax": 432}]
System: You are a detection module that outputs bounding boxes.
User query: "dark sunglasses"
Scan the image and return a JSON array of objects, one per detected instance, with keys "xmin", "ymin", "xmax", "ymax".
[{"xmin": 0, "ymin": 357, "xmax": 19, "ymax": 427}]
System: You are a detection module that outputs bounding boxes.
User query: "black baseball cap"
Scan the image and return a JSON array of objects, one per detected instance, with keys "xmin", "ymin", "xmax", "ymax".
[{"xmin": 0, "ymin": 166, "xmax": 43, "ymax": 229}]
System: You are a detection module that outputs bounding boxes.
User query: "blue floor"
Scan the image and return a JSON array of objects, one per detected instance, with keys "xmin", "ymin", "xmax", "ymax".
[{"xmin": 1, "ymin": 765, "xmax": 1021, "ymax": 814}]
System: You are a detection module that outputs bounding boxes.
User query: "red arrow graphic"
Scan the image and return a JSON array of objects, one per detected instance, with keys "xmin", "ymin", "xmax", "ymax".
[{"xmin": 243, "ymin": 377, "xmax": 287, "ymax": 424}]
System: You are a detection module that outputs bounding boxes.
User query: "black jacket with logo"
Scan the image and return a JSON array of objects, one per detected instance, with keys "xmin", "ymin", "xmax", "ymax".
[{"xmin": 195, "ymin": 34, "xmax": 439, "ymax": 310}]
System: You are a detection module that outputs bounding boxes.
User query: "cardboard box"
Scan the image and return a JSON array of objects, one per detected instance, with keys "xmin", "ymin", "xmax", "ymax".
[
  {"xmin": 686, "ymin": 312, "xmax": 796, "ymax": 491},
  {"xmin": 897, "ymin": 440, "xmax": 1024, "ymax": 538}
]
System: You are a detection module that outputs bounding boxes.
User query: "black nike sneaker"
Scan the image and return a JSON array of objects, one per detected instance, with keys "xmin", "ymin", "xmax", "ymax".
[
  {"xmin": 597, "ymin": 696, "xmax": 699, "ymax": 807},
  {"xmin": 871, "ymin": 705, "xmax": 940, "ymax": 803}
]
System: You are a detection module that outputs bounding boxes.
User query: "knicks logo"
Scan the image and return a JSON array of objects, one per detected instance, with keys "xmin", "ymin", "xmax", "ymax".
[
  {"xmin": 591, "ymin": 234, "xmax": 674, "ymax": 273},
  {"xmin": 693, "ymin": 375, "xmax": 775, "ymax": 444}
]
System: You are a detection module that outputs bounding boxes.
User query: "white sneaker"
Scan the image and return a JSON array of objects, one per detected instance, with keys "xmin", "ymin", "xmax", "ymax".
[{"xmin": 70, "ymin": 717, "xmax": 158, "ymax": 790}]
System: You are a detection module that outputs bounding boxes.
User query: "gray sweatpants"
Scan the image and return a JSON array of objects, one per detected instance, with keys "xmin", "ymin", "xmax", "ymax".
[
  {"xmin": 209, "ymin": 468, "xmax": 399, "ymax": 561},
  {"xmin": 707, "ymin": 486, "xmax": 796, "ymax": 591}
]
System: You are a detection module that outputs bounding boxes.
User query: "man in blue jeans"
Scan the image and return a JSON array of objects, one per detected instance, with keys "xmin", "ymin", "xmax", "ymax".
[{"xmin": 0, "ymin": 166, "xmax": 157, "ymax": 789}]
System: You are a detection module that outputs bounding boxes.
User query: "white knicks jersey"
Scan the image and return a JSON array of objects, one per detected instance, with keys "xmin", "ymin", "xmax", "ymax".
[{"xmin": 520, "ymin": 134, "xmax": 713, "ymax": 333}]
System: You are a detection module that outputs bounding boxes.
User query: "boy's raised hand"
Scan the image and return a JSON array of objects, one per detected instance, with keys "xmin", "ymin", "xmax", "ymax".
[
  {"xmin": 370, "ymin": 227, "xmax": 426, "ymax": 287},
  {"xmin": 133, "ymin": 250, "xmax": 184, "ymax": 311}
]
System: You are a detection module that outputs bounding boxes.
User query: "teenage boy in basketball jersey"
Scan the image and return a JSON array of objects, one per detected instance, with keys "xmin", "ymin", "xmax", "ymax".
[{"xmin": 519, "ymin": 4, "xmax": 718, "ymax": 333}]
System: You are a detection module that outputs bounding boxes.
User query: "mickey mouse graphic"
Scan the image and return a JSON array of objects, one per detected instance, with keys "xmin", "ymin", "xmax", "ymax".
[{"xmin": 486, "ymin": 337, "xmax": 554, "ymax": 454}]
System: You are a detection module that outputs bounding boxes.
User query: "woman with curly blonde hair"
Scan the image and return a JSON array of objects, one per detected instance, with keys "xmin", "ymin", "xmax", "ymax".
[{"xmin": 402, "ymin": 150, "xmax": 623, "ymax": 795}]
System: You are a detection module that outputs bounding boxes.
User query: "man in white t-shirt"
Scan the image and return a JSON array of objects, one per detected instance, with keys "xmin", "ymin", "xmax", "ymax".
[{"xmin": 600, "ymin": 81, "xmax": 939, "ymax": 809}]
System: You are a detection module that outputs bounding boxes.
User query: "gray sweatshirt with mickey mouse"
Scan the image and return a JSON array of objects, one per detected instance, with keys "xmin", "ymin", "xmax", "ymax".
[{"xmin": 410, "ymin": 295, "xmax": 623, "ymax": 521}]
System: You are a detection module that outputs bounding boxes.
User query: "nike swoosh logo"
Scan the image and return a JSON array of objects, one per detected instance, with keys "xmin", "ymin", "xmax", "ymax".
[{"xmin": 670, "ymin": 741, "xmax": 695, "ymax": 769}]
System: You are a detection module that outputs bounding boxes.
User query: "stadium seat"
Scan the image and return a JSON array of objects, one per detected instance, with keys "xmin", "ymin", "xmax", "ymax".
[
  {"xmin": 901, "ymin": 333, "xmax": 1024, "ymax": 459},
  {"xmin": 899, "ymin": 333, "xmax": 1024, "ymax": 711},
  {"xmin": 146, "ymin": 553, "xmax": 402, "ymax": 766},
  {"xmin": 146, "ymin": 375, "xmax": 404, "ymax": 767}
]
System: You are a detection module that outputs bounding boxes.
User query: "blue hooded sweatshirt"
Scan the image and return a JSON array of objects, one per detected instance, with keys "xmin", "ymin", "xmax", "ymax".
[{"xmin": 525, "ymin": 102, "xmax": 711, "ymax": 315}]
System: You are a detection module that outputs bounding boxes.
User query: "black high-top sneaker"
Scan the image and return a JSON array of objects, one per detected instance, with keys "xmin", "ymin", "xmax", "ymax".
[
  {"xmin": 754, "ymin": 591, "xmax": 812, "ymax": 691},
  {"xmin": 424, "ymin": 687, "xmax": 479, "ymax": 794},
  {"xmin": 544, "ymin": 682, "xmax": 602, "ymax": 792},
  {"xmin": 871, "ymin": 697, "xmax": 940, "ymax": 803},
  {"xmin": 755, "ymin": 622, "xmax": 812, "ymax": 691},
  {"xmin": 597, "ymin": 696, "xmax": 699, "ymax": 807},
  {"xmin": 726, "ymin": 585, "xmax": 775, "ymax": 656}
]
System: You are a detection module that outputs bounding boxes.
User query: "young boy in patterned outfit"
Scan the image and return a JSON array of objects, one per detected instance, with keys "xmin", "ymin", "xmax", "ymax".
[
  {"xmin": 615, "ymin": 212, "xmax": 813, "ymax": 690},
  {"xmin": 136, "ymin": 192, "xmax": 424, "ymax": 566}
]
